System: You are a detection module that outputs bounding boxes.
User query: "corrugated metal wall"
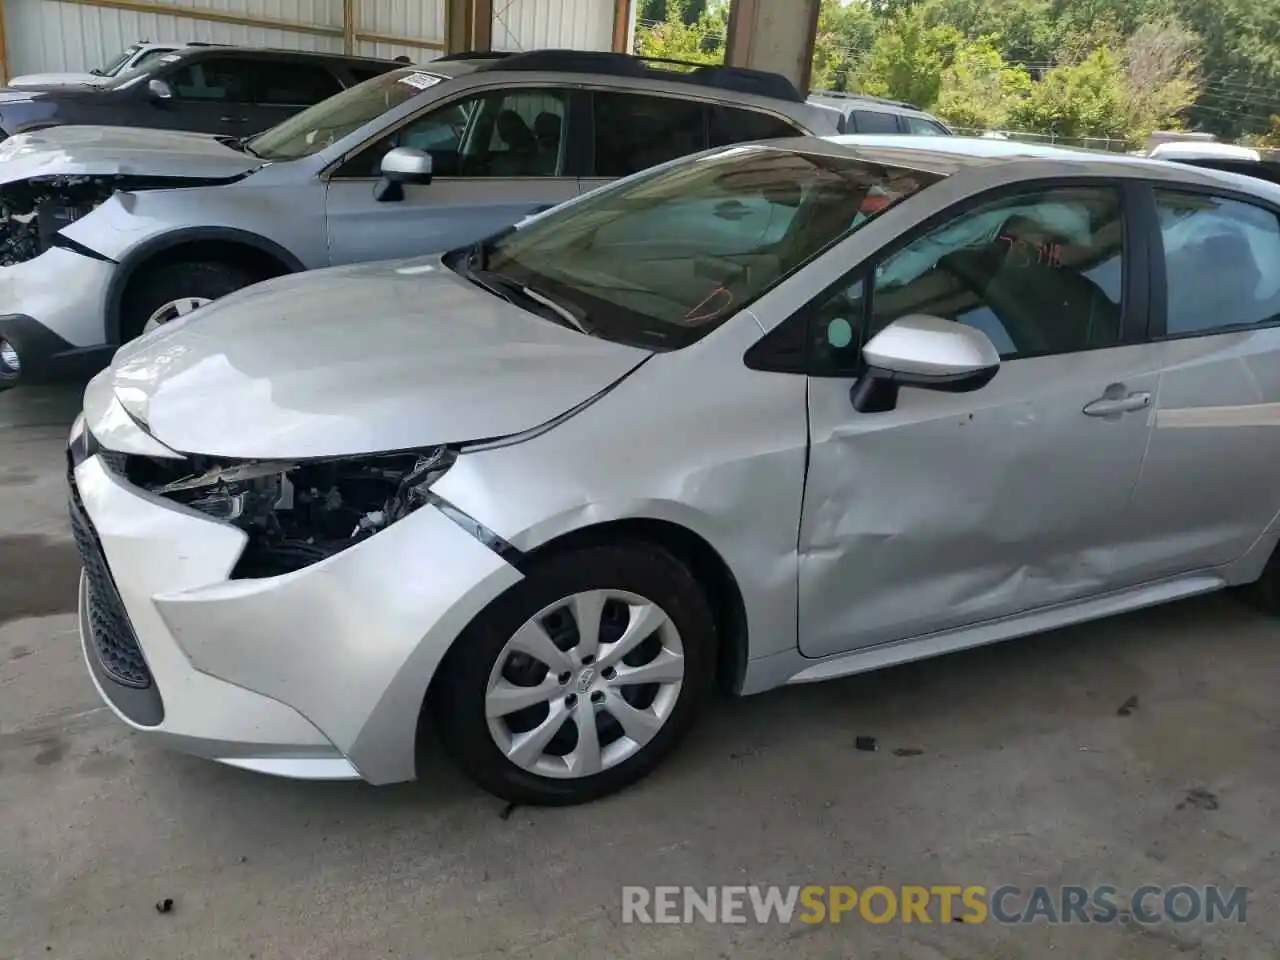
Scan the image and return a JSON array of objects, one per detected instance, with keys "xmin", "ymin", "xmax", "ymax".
[
  {"xmin": 2, "ymin": 0, "xmax": 451, "ymax": 77},
  {"xmin": 4, "ymin": 0, "xmax": 615, "ymax": 78},
  {"xmin": 490, "ymin": 0, "xmax": 613, "ymax": 52},
  {"xmin": 354, "ymin": 0, "xmax": 445, "ymax": 62}
]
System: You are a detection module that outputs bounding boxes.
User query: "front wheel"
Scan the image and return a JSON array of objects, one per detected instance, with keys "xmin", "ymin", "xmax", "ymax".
[
  {"xmin": 432, "ymin": 545, "xmax": 717, "ymax": 805},
  {"xmin": 120, "ymin": 260, "xmax": 258, "ymax": 342}
]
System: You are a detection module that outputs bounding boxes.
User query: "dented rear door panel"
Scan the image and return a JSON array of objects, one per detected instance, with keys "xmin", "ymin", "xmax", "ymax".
[{"xmin": 797, "ymin": 345, "xmax": 1159, "ymax": 659}]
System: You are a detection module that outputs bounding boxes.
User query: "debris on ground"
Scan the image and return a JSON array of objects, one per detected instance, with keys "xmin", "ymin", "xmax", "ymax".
[
  {"xmin": 892, "ymin": 747, "xmax": 925, "ymax": 757},
  {"xmin": 855, "ymin": 736, "xmax": 878, "ymax": 752},
  {"xmin": 1177, "ymin": 788, "xmax": 1219, "ymax": 811},
  {"xmin": 154, "ymin": 898, "xmax": 174, "ymax": 914},
  {"xmin": 1116, "ymin": 695, "xmax": 1139, "ymax": 717}
]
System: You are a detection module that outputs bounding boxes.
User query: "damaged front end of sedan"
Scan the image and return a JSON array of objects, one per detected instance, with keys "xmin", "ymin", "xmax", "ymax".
[
  {"xmin": 108, "ymin": 447, "xmax": 459, "ymax": 578},
  {"xmin": 0, "ymin": 173, "xmax": 245, "ymax": 265}
]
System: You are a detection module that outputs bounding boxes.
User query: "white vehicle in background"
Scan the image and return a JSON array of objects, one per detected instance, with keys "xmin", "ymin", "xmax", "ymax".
[
  {"xmin": 1147, "ymin": 140, "xmax": 1262, "ymax": 163},
  {"xmin": 7, "ymin": 41, "xmax": 222, "ymax": 89}
]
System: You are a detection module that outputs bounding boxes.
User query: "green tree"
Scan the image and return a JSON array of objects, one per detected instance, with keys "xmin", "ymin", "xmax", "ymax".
[
  {"xmin": 1121, "ymin": 18, "xmax": 1202, "ymax": 140},
  {"xmin": 811, "ymin": 0, "xmax": 879, "ymax": 91},
  {"xmin": 1006, "ymin": 48, "xmax": 1129, "ymax": 140},
  {"xmin": 633, "ymin": 0, "xmax": 724, "ymax": 65},
  {"xmin": 857, "ymin": 7, "xmax": 960, "ymax": 107},
  {"xmin": 637, "ymin": 0, "xmax": 709, "ymax": 26},
  {"xmin": 921, "ymin": 0, "xmax": 1057, "ymax": 65},
  {"xmin": 933, "ymin": 37, "xmax": 1033, "ymax": 130},
  {"xmin": 1169, "ymin": 0, "xmax": 1280, "ymax": 137}
]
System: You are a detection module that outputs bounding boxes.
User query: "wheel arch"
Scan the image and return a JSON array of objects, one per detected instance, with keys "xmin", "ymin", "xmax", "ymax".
[
  {"xmin": 106, "ymin": 227, "xmax": 305, "ymax": 343},
  {"xmin": 513, "ymin": 517, "xmax": 751, "ymax": 697}
]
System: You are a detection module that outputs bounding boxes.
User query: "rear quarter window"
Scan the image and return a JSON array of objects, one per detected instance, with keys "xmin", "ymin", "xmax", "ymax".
[{"xmin": 850, "ymin": 110, "xmax": 902, "ymax": 134}]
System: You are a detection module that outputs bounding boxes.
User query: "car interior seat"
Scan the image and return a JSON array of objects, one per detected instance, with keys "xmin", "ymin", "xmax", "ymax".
[
  {"xmin": 491, "ymin": 109, "xmax": 538, "ymax": 175},
  {"xmin": 531, "ymin": 111, "xmax": 562, "ymax": 174},
  {"xmin": 977, "ymin": 214, "xmax": 1121, "ymax": 355}
]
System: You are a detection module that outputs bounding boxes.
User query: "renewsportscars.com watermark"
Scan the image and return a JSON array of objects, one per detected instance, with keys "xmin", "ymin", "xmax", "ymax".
[{"xmin": 621, "ymin": 885, "xmax": 1249, "ymax": 926}]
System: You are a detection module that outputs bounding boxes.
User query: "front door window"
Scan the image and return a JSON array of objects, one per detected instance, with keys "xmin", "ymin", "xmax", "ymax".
[
  {"xmin": 336, "ymin": 88, "xmax": 570, "ymax": 179},
  {"xmin": 816, "ymin": 186, "xmax": 1126, "ymax": 371}
]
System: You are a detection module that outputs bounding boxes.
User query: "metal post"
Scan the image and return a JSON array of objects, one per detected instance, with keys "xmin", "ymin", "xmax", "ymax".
[
  {"xmin": 724, "ymin": 0, "xmax": 820, "ymax": 92},
  {"xmin": 0, "ymin": 0, "xmax": 9, "ymax": 84},
  {"xmin": 447, "ymin": 0, "xmax": 493, "ymax": 54},
  {"xmin": 342, "ymin": 0, "xmax": 355, "ymax": 54},
  {"xmin": 612, "ymin": 0, "xmax": 634, "ymax": 53}
]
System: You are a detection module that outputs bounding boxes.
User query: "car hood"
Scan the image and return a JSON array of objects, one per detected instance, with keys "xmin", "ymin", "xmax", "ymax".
[
  {"xmin": 90, "ymin": 257, "xmax": 652, "ymax": 460},
  {"xmin": 8, "ymin": 72, "xmax": 104, "ymax": 88},
  {"xmin": 0, "ymin": 125, "xmax": 261, "ymax": 184}
]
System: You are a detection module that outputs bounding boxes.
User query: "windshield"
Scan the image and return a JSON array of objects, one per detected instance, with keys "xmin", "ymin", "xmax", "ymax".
[
  {"xmin": 98, "ymin": 44, "xmax": 141, "ymax": 77},
  {"xmin": 466, "ymin": 146, "xmax": 941, "ymax": 350},
  {"xmin": 100, "ymin": 52, "xmax": 181, "ymax": 90},
  {"xmin": 246, "ymin": 68, "xmax": 445, "ymax": 161}
]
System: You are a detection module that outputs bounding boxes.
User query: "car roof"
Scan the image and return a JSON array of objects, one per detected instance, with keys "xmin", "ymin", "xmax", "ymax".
[
  {"xmin": 793, "ymin": 133, "xmax": 1213, "ymax": 170},
  {"xmin": 397, "ymin": 55, "xmax": 837, "ymax": 131},
  {"xmin": 807, "ymin": 91, "xmax": 937, "ymax": 120},
  {"xmin": 426, "ymin": 50, "xmax": 812, "ymax": 108},
  {"xmin": 174, "ymin": 45, "xmax": 405, "ymax": 66},
  {"xmin": 734, "ymin": 133, "xmax": 1280, "ymax": 200}
]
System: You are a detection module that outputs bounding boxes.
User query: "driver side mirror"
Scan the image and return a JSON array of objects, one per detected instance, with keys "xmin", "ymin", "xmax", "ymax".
[
  {"xmin": 148, "ymin": 78, "xmax": 174, "ymax": 101},
  {"xmin": 374, "ymin": 146, "xmax": 433, "ymax": 202},
  {"xmin": 850, "ymin": 314, "xmax": 1000, "ymax": 414}
]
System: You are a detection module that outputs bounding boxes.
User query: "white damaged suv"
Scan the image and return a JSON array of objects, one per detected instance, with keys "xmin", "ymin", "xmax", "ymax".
[{"xmin": 0, "ymin": 51, "xmax": 839, "ymax": 388}]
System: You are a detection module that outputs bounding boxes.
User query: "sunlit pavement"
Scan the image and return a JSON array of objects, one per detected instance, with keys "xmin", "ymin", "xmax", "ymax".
[{"xmin": 2, "ymin": 382, "xmax": 1278, "ymax": 959}]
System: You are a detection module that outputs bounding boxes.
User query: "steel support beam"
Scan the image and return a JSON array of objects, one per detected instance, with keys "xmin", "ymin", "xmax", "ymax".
[
  {"xmin": 724, "ymin": 0, "xmax": 820, "ymax": 93},
  {"xmin": 446, "ymin": 0, "xmax": 493, "ymax": 54},
  {"xmin": 612, "ymin": 0, "xmax": 635, "ymax": 53}
]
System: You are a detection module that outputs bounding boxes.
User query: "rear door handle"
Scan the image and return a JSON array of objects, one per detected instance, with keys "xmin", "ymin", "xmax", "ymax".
[
  {"xmin": 1083, "ymin": 391, "xmax": 1152, "ymax": 418},
  {"xmin": 220, "ymin": 115, "xmax": 248, "ymax": 123}
]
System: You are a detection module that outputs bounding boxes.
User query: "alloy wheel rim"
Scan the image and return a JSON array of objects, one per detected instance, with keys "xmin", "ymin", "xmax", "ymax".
[
  {"xmin": 485, "ymin": 589, "xmax": 685, "ymax": 780},
  {"xmin": 143, "ymin": 296, "xmax": 211, "ymax": 334}
]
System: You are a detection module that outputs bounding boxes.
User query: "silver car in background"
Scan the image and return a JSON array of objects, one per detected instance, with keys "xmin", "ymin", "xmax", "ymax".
[
  {"xmin": 68, "ymin": 135, "xmax": 1280, "ymax": 805},
  {"xmin": 0, "ymin": 50, "xmax": 839, "ymax": 388}
]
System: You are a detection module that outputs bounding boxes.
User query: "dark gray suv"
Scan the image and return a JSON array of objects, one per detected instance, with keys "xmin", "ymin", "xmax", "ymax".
[{"xmin": 0, "ymin": 46, "xmax": 408, "ymax": 140}]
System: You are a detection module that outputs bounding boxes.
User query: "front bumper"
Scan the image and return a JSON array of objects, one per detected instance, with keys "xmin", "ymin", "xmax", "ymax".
[
  {"xmin": 0, "ymin": 247, "xmax": 119, "ymax": 388},
  {"xmin": 70, "ymin": 448, "xmax": 523, "ymax": 784},
  {"xmin": 0, "ymin": 313, "xmax": 116, "ymax": 387}
]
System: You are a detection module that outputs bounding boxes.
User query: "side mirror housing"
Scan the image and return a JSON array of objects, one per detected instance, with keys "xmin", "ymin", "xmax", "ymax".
[
  {"xmin": 148, "ymin": 78, "xmax": 174, "ymax": 101},
  {"xmin": 850, "ymin": 314, "xmax": 1000, "ymax": 413},
  {"xmin": 374, "ymin": 146, "xmax": 433, "ymax": 202}
]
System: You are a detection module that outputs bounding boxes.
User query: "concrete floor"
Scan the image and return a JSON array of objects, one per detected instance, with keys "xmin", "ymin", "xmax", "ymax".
[{"xmin": 2, "ymin": 384, "xmax": 1279, "ymax": 960}]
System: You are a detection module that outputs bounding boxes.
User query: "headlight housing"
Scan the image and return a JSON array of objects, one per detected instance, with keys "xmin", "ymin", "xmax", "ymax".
[{"xmin": 132, "ymin": 447, "xmax": 456, "ymax": 578}]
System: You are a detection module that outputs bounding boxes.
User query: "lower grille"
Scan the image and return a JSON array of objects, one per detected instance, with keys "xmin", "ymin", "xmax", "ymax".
[{"xmin": 67, "ymin": 465, "xmax": 152, "ymax": 689}]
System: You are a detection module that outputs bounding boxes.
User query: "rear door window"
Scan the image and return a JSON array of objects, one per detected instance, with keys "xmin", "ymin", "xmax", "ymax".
[
  {"xmin": 905, "ymin": 116, "xmax": 949, "ymax": 136},
  {"xmin": 591, "ymin": 91, "xmax": 708, "ymax": 177},
  {"xmin": 1155, "ymin": 190, "xmax": 1280, "ymax": 336},
  {"xmin": 708, "ymin": 105, "xmax": 805, "ymax": 146},
  {"xmin": 850, "ymin": 110, "xmax": 902, "ymax": 133},
  {"xmin": 252, "ymin": 61, "xmax": 342, "ymax": 106}
]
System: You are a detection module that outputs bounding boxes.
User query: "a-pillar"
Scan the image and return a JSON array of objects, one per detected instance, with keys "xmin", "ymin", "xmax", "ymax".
[{"xmin": 723, "ymin": 0, "xmax": 821, "ymax": 92}]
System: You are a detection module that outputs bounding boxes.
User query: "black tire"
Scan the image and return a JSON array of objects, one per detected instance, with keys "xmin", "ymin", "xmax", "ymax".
[
  {"xmin": 1234, "ymin": 549, "xmax": 1280, "ymax": 613},
  {"xmin": 431, "ymin": 544, "xmax": 717, "ymax": 805},
  {"xmin": 120, "ymin": 260, "xmax": 258, "ymax": 343}
]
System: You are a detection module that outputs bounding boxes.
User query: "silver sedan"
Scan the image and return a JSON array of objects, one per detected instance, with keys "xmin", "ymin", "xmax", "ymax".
[{"xmin": 69, "ymin": 134, "xmax": 1280, "ymax": 804}]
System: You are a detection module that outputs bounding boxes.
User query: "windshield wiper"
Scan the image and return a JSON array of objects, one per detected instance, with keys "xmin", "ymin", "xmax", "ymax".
[
  {"xmin": 465, "ymin": 266, "xmax": 591, "ymax": 335},
  {"xmin": 519, "ymin": 284, "xmax": 590, "ymax": 334}
]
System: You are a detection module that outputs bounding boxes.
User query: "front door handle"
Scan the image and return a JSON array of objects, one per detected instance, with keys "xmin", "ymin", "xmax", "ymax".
[
  {"xmin": 220, "ymin": 115, "xmax": 248, "ymax": 123},
  {"xmin": 1083, "ymin": 390, "xmax": 1152, "ymax": 418}
]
